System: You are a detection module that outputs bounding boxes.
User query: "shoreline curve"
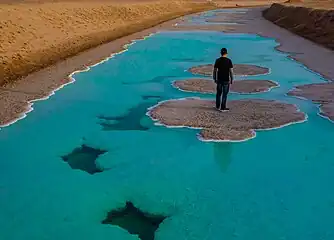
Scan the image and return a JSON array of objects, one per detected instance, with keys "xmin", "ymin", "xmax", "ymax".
[
  {"xmin": 0, "ymin": 34, "xmax": 154, "ymax": 129},
  {"xmin": 288, "ymin": 83, "xmax": 334, "ymax": 123}
]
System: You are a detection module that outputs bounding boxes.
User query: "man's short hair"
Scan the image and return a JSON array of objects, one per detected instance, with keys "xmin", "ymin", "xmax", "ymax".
[{"xmin": 221, "ymin": 48, "xmax": 228, "ymax": 55}]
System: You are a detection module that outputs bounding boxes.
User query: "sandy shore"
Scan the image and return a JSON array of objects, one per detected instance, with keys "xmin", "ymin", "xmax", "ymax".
[
  {"xmin": 0, "ymin": 0, "xmax": 216, "ymax": 86},
  {"xmin": 148, "ymin": 98, "xmax": 306, "ymax": 142},
  {"xmin": 166, "ymin": 24, "xmax": 236, "ymax": 32},
  {"xmin": 173, "ymin": 78, "xmax": 278, "ymax": 94}
]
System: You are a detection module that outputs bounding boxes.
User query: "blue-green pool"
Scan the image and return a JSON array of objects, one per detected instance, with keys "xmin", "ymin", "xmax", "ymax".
[{"xmin": 1, "ymin": 12, "xmax": 334, "ymax": 240}]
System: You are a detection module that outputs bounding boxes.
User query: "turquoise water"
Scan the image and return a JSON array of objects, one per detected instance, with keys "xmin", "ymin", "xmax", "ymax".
[
  {"xmin": 1, "ymin": 11, "xmax": 334, "ymax": 240},
  {"xmin": 181, "ymin": 9, "xmax": 248, "ymax": 26}
]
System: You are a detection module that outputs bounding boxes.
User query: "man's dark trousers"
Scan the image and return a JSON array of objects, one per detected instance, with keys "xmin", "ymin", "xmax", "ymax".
[{"xmin": 216, "ymin": 82, "xmax": 230, "ymax": 109}]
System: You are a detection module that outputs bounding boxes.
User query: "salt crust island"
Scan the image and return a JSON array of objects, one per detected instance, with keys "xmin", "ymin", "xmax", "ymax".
[
  {"xmin": 147, "ymin": 98, "xmax": 307, "ymax": 142},
  {"xmin": 188, "ymin": 63, "xmax": 269, "ymax": 77},
  {"xmin": 173, "ymin": 78, "xmax": 278, "ymax": 94},
  {"xmin": 288, "ymin": 82, "xmax": 334, "ymax": 122}
]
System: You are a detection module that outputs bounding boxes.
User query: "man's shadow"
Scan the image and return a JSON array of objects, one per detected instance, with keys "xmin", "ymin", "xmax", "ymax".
[{"xmin": 213, "ymin": 142, "xmax": 233, "ymax": 173}]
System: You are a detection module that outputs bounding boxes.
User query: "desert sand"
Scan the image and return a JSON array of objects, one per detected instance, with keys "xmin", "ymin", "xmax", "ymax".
[
  {"xmin": 148, "ymin": 98, "xmax": 306, "ymax": 141},
  {"xmin": 285, "ymin": 0, "xmax": 334, "ymax": 10},
  {"xmin": 0, "ymin": 0, "xmax": 216, "ymax": 86},
  {"xmin": 173, "ymin": 78, "xmax": 278, "ymax": 94}
]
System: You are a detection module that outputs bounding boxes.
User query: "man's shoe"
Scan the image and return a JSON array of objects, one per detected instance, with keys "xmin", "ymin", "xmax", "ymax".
[{"xmin": 220, "ymin": 108, "xmax": 230, "ymax": 112}]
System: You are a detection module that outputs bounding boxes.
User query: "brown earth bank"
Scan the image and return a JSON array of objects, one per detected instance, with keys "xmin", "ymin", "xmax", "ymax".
[
  {"xmin": 288, "ymin": 83, "xmax": 334, "ymax": 121},
  {"xmin": 148, "ymin": 98, "xmax": 306, "ymax": 142},
  {"xmin": 173, "ymin": 78, "xmax": 278, "ymax": 93},
  {"xmin": 0, "ymin": 0, "xmax": 217, "ymax": 86},
  {"xmin": 189, "ymin": 64, "xmax": 269, "ymax": 76},
  {"xmin": 263, "ymin": 3, "xmax": 334, "ymax": 51}
]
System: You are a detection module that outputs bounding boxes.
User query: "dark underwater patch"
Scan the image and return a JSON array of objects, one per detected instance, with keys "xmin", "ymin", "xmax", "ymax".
[
  {"xmin": 61, "ymin": 145, "xmax": 107, "ymax": 174},
  {"xmin": 98, "ymin": 101, "xmax": 157, "ymax": 131},
  {"xmin": 122, "ymin": 75, "xmax": 177, "ymax": 85},
  {"xmin": 102, "ymin": 201, "xmax": 167, "ymax": 240}
]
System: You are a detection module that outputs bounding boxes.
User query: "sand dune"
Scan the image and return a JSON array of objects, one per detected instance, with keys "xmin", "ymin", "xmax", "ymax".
[{"xmin": 0, "ymin": 0, "xmax": 216, "ymax": 85}]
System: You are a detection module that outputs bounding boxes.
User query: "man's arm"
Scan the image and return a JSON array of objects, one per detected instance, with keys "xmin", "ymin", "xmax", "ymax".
[
  {"xmin": 213, "ymin": 60, "xmax": 218, "ymax": 83},
  {"xmin": 229, "ymin": 59, "xmax": 233, "ymax": 84},
  {"xmin": 213, "ymin": 68, "xmax": 218, "ymax": 83},
  {"xmin": 229, "ymin": 68, "xmax": 234, "ymax": 84}
]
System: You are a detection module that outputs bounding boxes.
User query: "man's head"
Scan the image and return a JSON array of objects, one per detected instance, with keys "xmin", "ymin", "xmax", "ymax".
[{"xmin": 221, "ymin": 48, "xmax": 228, "ymax": 56}]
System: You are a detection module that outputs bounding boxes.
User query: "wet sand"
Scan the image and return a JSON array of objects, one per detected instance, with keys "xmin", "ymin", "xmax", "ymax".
[
  {"xmin": 288, "ymin": 83, "xmax": 334, "ymax": 122},
  {"xmin": 166, "ymin": 24, "xmax": 236, "ymax": 32},
  {"xmin": 148, "ymin": 98, "xmax": 306, "ymax": 142},
  {"xmin": 189, "ymin": 64, "xmax": 269, "ymax": 77},
  {"xmin": 173, "ymin": 78, "xmax": 278, "ymax": 94},
  {"xmin": 206, "ymin": 15, "xmax": 246, "ymax": 24}
]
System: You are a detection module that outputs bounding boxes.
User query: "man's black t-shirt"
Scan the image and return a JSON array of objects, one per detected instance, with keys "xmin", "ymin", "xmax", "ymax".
[{"xmin": 214, "ymin": 57, "xmax": 233, "ymax": 83}]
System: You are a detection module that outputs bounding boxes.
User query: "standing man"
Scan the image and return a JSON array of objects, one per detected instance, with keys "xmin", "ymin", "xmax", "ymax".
[{"xmin": 213, "ymin": 48, "xmax": 233, "ymax": 111}]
